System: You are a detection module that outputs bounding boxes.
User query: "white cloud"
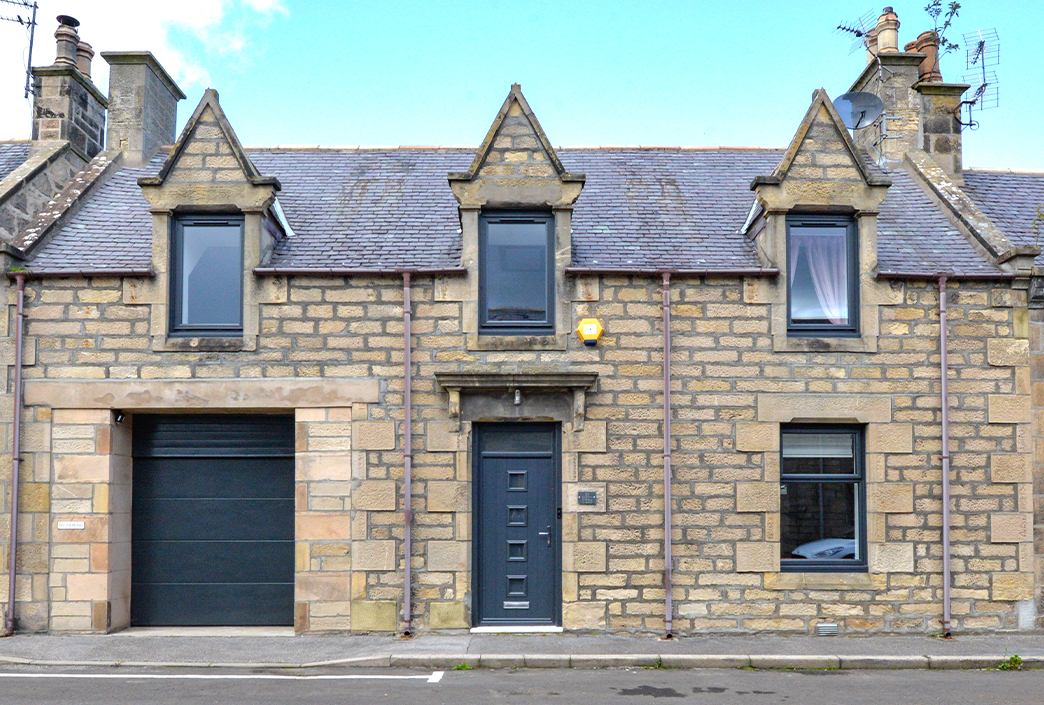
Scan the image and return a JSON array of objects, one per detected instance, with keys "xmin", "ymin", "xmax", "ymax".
[{"xmin": 0, "ymin": 0, "xmax": 286, "ymax": 139}]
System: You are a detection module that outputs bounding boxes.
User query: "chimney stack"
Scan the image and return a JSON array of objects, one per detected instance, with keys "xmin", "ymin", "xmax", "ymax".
[
  {"xmin": 31, "ymin": 16, "xmax": 107, "ymax": 160},
  {"xmin": 848, "ymin": 7, "xmax": 969, "ymax": 182},
  {"xmin": 102, "ymin": 52, "xmax": 186, "ymax": 167}
]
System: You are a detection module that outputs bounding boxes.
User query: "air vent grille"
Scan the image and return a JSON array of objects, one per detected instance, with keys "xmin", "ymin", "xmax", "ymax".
[{"xmin": 816, "ymin": 622, "xmax": 839, "ymax": 637}]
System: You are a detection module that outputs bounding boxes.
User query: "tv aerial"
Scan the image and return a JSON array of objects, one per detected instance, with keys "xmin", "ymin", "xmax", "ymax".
[
  {"xmin": 835, "ymin": 9, "xmax": 878, "ymax": 55},
  {"xmin": 957, "ymin": 28, "xmax": 1000, "ymax": 130},
  {"xmin": 0, "ymin": 0, "xmax": 38, "ymax": 99},
  {"xmin": 833, "ymin": 92, "xmax": 885, "ymax": 130}
]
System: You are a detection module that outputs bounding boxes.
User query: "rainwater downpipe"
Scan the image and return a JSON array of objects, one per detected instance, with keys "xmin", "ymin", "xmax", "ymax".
[
  {"xmin": 662, "ymin": 272, "xmax": 674, "ymax": 639},
  {"xmin": 4, "ymin": 274, "xmax": 26, "ymax": 637},
  {"xmin": 938, "ymin": 275, "xmax": 952, "ymax": 636},
  {"xmin": 401, "ymin": 272, "xmax": 413, "ymax": 637}
]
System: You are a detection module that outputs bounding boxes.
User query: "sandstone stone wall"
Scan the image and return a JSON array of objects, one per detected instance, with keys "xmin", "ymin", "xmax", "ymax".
[{"xmin": 0, "ymin": 270, "xmax": 1034, "ymax": 634}]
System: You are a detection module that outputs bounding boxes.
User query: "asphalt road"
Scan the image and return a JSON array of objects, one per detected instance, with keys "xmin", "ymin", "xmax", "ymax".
[{"xmin": 1, "ymin": 666, "xmax": 1043, "ymax": 704}]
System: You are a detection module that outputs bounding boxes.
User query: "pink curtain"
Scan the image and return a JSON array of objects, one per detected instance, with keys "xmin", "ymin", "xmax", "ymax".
[{"xmin": 790, "ymin": 234, "xmax": 848, "ymax": 325}]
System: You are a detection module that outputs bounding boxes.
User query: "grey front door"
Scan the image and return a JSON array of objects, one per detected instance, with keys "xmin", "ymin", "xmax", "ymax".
[{"xmin": 474, "ymin": 423, "xmax": 560, "ymax": 626}]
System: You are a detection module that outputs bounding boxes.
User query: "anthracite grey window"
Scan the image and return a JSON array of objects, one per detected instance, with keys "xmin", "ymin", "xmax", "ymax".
[
  {"xmin": 479, "ymin": 212, "xmax": 554, "ymax": 335},
  {"xmin": 780, "ymin": 426, "xmax": 867, "ymax": 572},
  {"xmin": 786, "ymin": 215, "xmax": 859, "ymax": 336},
  {"xmin": 170, "ymin": 215, "xmax": 243, "ymax": 336}
]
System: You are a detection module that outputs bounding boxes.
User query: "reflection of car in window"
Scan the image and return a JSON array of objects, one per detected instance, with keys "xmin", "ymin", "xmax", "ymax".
[{"xmin": 790, "ymin": 537, "xmax": 856, "ymax": 560}]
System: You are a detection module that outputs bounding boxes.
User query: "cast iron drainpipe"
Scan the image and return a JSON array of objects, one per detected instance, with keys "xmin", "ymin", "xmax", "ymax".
[
  {"xmin": 662, "ymin": 273, "xmax": 674, "ymax": 639},
  {"xmin": 3, "ymin": 274, "xmax": 26, "ymax": 637},
  {"xmin": 939, "ymin": 276, "xmax": 952, "ymax": 636},
  {"xmin": 401, "ymin": 272, "xmax": 413, "ymax": 637}
]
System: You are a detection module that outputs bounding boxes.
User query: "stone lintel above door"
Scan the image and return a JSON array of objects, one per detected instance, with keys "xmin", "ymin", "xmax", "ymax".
[{"xmin": 434, "ymin": 369, "xmax": 598, "ymax": 431}]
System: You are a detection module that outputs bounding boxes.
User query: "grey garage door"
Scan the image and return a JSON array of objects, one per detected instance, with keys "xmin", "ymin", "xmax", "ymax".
[{"xmin": 131, "ymin": 414, "xmax": 295, "ymax": 627}]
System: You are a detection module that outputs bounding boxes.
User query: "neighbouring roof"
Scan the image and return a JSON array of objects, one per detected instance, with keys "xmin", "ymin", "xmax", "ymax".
[
  {"xmin": 25, "ymin": 146, "xmax": 1005, "ymax": 276},
  {"xmin": 962, "ymin": 170, "xmax": 1044, "ymax": 267},
  {"xmin": 0, "ymin": 141, "xmax": 30, "ymax": 182}
]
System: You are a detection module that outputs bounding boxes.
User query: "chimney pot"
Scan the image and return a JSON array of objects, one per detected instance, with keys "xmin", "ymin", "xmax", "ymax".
[
  {"xmin": 76, "ymin": 41, "xmax": 94, "ymax": 78},
  {"xmin": 905, "ymin": 30, "xmax": 943, "ymax": 82},
  {"xmin": 53, "ymin": 15, "xmax": 79, "ymax": 67},
  {"xmin": 875, "ymin": 6, "xmax": 900, "ymax": 53},
  {"xmin": 865, "ymin": 27, "xmax": 879, "ymax": 65},
  {"xmin": 32, "ymin": 16, "xmax": 106, "ymax": 159}
]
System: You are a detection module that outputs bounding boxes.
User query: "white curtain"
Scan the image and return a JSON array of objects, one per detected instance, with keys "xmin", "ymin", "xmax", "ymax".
[{"xmin": 790, "ymin": 233, "xmax": 848, "ymax": 325}]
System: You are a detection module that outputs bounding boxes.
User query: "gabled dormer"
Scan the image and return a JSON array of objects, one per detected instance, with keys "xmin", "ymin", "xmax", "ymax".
[
  {"xmin": 139, "ymin": 88, "xmax": 279, "ymax": 201},
  {"xmin": 449, "ymin": 83, "xmax": 584, "ymax": 208},
  {"xmin": 748, "ymin": 89, "xmax": 893, "ymax": 353},
  {"xmin": 136, "ymin": 89, "xmax": 283, "ymax": 352},
  {"xmin": 449, "ymin": 85, "xmax": 584, "ymax": 350}
]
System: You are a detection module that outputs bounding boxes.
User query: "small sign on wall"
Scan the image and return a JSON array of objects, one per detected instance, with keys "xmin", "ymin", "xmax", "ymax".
[
  {"xmin": 565, "ymin": 483, "xmax": 607, "ymax": 513},
  {"xmin": 57, "ymin": 521, "xmax": 85, "ymax": 530}
]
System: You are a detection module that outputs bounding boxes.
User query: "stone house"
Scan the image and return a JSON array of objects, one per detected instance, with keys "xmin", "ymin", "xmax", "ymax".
[{"xmin": 1, "ymin": 10, "xmax": 1043, "ymax": 636}]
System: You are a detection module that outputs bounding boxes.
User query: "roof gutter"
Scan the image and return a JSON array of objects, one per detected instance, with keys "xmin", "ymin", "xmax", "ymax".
[
  {"xmin": 564, "ymin": 267, "xmax": 779, "ymax": 276},
  {"xmin": 6, "ymin": 268, "xmax": 155, "ymax": 280},
  {"xmin": 253, "ymin": 267, "xmax": 467, "ymax": 276},
  {"xmin": 876, "ymin": 270, "xmax": 1016, "ymax": 281}
]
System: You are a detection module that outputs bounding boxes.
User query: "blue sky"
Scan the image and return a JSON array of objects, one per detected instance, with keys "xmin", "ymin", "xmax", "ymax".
[{"xmin": 1, "ymin": 1, "xmax": 1038, "ymax": 169}]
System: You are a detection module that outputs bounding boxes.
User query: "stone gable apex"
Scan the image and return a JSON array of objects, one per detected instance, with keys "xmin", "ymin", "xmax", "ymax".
[
  {"xmin": 138, "ymin": 88, "xmax": 279, "ymax": 190},
  {"xmin": 448, "ymin": 84, "xmax": 584, "ymax": 185},
  {"xmin": 448, "ymin": 84, "xmax": 584, "ymax": 208},
  {"xmin": 752, "ymin": 88, "xmax": 890, "ymax": 190}
]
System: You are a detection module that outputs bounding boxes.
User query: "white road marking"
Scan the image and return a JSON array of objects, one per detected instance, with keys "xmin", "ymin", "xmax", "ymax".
[{"xmin": 0, "ymin": 672, "xmax": 439, "ymax": 682}]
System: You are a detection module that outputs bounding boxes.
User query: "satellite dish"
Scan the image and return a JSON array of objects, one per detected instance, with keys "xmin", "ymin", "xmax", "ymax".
[{"xmin": 833, "ymin": 91, "xmax": 884, "ymax": 130}]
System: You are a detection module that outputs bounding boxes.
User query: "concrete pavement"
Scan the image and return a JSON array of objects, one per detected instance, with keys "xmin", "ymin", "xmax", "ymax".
[{"xmin": 0, "ymin": 630, "xmax": 1041, "ymax": 670}]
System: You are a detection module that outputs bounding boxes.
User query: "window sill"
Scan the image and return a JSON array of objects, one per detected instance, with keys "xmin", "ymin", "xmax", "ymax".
[
  {"xmin": 773, "ymin": 334, "xmax": 877, "ymax": 353},
  {"xmin": 467, "ymin": 333, "xmax": 568, "ymax": 352},
  {"xmin": 765, "ymin": 571, "xmax": 878, "ymax": 591},
  {"xmin": 154, "ymin": 335, "xmax": 252, "ymax": 352}
]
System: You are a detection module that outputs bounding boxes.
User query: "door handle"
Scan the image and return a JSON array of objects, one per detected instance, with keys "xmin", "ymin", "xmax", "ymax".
[{"xmin": 538, "ymin": 527, "xmax": 551, "ymax": 546}]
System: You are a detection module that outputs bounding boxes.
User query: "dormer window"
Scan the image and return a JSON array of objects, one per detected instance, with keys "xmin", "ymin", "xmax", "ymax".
[
  {"xmin": 786, "ymin": 215, "xmax": 859, "ymax": 337},
  {"xmin": 170, "ymin": 215, "xmax": 244, "ymax": 337},
  {"xmin": 479, "ymin": 212, "xmax": 555, "ymax": 336}
]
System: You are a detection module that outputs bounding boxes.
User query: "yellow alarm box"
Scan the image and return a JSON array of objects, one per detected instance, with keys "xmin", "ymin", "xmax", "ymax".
[{"xmin": 576, "ymin": 318, "xmax": 604, "ymax": 346}]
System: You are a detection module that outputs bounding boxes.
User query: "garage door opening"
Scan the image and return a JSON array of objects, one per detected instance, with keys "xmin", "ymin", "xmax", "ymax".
[{"xmin": 131, "ymin": 414, "xmax": 295, "ymax": 627}]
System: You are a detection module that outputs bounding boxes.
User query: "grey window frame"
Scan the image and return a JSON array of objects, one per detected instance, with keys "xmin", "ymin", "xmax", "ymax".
[
  {"xmin": 169, "ymin": 214, "xmax": 244, "ymax": 337},
  {"xmin": 779, "ymin": 424, "xmax": 868, "ymax": 573},
  {"xmin": 478, "ymin": 211, "xmax": 555, "ymax": 336},
  {"xmin": 786, "ymin": 214, "xmax": 859, "ymax": 337}
]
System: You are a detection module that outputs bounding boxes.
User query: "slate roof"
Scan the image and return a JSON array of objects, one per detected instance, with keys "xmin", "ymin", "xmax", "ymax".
[
  {"xmin": 564, "ymin": 149, "xmax": 768, "ymax": 270},
  {"xmin": 0, "ymin": 141, "xmax": 30, "ymax": 182},
  {"xmin": 26, "ymin": 146, "xmax": 1005, "ymax": 276},
  {"xmin": 251, "ymin": 148, "xmax": 470, "ymax": 270},
  {"xmin": 876, "ymin": 168, "xmax": 1002, "ymax": 276},
  {"xmin": 27, "ymin": 157, "xmax": 159, "ymax": 271},
  {"xmin": 962, "ymin": 170, "xmax": 1044, "ymax": 267}
]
